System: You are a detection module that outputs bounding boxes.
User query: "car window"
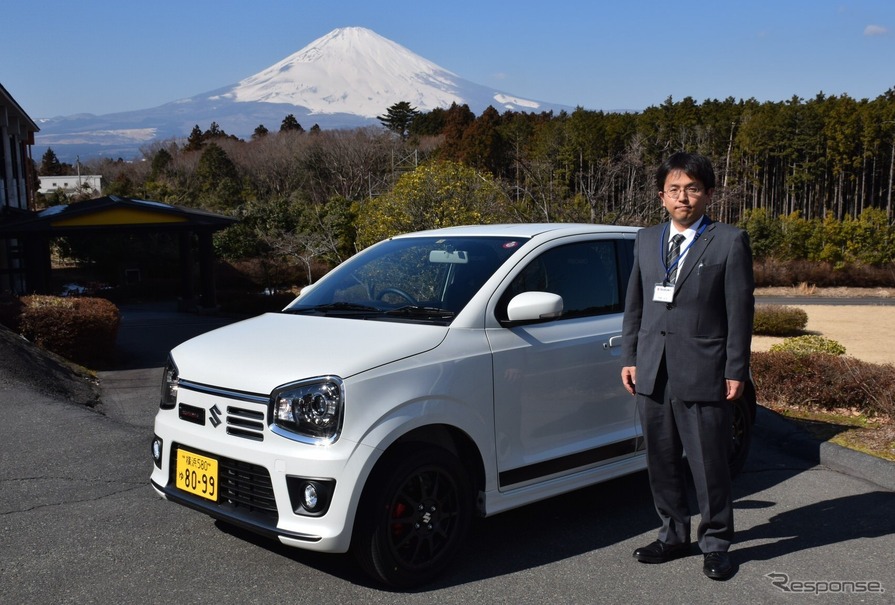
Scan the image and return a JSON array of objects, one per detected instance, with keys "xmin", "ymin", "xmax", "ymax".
[{"xmin": 496, "ymin": 240, "xmax": 623, "ymax": 321}]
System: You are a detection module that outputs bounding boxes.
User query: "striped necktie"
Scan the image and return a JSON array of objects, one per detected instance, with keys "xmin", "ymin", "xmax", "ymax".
[{"xmin": 667, "ymin": 234, "xmax": 685, "ymax": 284}]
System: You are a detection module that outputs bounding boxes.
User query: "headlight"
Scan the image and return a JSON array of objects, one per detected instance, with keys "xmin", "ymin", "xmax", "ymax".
[
  {"xmin": 160, "ymin": 358, "xmax": 179, "ymax": 409},
  {"xmin": 271, "ymin": 377, "xmax": 344, "ymax": 444}
]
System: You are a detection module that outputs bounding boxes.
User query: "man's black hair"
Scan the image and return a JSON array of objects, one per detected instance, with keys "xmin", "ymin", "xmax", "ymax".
[{"xmin": 655, "ymin": 152, "xmax": 716, "ymax": 191}]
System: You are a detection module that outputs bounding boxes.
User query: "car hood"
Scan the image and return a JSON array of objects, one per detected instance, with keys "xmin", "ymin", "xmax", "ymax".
[{"xmin": 170, "ymin": 313, "xmax": 449, "ymax": 395}]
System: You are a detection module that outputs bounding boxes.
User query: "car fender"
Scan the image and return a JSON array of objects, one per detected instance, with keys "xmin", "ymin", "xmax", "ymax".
[{"xmin": 344, "ymin": 351, "xmax": 495, "ymax": 491}]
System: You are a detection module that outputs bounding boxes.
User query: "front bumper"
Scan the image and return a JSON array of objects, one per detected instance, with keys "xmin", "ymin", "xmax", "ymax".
[
  {"xmin": 151, "ymin": 445, "xmax": 323, "ymax": 544},
  {"xmin": 150, "ymin": 387, "xmax": 377, "ymax": 553}
]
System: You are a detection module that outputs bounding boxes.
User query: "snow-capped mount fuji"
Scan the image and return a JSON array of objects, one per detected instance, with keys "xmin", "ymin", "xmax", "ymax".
[
  {"xmin": 35, "ymin": 27, "xmax": 573, "ymax": 162},
  {"xmin": 227, "ymin": 27, "xmax": 551, "ymax": 117}
]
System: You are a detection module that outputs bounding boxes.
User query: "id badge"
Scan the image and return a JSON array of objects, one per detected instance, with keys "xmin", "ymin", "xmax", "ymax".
[{"xmin": 653, "ymin": 283, "xmax": 675, "ymax": 303}]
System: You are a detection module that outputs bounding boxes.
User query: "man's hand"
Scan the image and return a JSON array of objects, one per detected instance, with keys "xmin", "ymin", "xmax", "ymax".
[
  {"xmin": 725, "ymin": 379, "xmax": 744, "ymax": 401},
  {"xmin": 621, "ymin": 366, "xmax": 637, "ymax": 396}
]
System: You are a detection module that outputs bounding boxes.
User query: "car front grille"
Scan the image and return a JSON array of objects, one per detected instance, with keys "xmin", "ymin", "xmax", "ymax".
[
  {"xmin": 226, "ymin": 406, "xmax": 266, "ymax": 441},
  {"xmin": 178, "ymin": 380, "xmax": 269, "ymax": 442}
]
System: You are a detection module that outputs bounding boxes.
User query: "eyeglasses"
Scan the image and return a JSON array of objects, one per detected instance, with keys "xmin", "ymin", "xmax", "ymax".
[{"xmin": 663, "ymin": 186, "xmax": 703, "ymax": 199}]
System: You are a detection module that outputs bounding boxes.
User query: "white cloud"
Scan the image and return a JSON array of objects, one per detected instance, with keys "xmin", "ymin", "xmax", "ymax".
[{"xmin": 864, "ymin": 24, "xmax": 889, "ymax": 37}]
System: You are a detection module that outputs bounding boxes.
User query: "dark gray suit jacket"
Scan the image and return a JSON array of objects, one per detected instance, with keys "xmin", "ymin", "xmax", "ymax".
[{"xmin": 621, "ymin": 218, "xmax": 755, "ymax": 402}]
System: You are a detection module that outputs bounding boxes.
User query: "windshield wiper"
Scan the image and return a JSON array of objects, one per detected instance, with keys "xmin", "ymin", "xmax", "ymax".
[
  {"xmin": 284, "ymin": 303, "xmax": 455, "ymax": 321},
  {"xmin": 385, "ymin": 305, "xmax": 455, "ymax": 318},
  {"xmin": 284, "ymin": 302, "xmax": 381, "ymax": 315}
]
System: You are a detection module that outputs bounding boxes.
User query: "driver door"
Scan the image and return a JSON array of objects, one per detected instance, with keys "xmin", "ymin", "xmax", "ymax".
[{"xmin": 487, "ymin": 237, "xmax": 637, "ymax": 490}]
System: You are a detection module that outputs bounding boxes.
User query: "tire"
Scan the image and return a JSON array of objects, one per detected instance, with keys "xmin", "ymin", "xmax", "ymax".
[
  {"xmin": 728, "ymin": 381, "xmax": 755, "ymax": 478},
  {"xmin": 352, "ymin": 445, "xmax": 474, "ymax": 588}
]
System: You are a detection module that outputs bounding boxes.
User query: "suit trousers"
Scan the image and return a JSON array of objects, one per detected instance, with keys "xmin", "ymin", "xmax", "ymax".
[{"xmin": 636, "ymin": 356, "xmax": 734, "ymax": 553}]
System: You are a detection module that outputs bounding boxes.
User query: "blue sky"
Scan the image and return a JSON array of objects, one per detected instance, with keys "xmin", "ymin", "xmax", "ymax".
[{"xmin": 3, "ymin": 0, "xmax": 894, "ymax": 119}]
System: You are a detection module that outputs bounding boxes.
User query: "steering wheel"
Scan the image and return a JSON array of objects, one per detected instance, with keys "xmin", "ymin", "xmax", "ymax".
[{"xmin": 376, "ymin": 287, "xmax": 417, "ymax": 304}]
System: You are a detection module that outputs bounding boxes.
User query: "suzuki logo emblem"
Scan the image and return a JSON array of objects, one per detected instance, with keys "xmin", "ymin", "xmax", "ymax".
[{"xmin": 209, "ymin": 404, "xmax": 222, "ymax": 428}]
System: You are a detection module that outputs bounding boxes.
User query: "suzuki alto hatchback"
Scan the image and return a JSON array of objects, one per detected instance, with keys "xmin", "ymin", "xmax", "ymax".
[{"xmin": 150, "ymin": 223, "xmax": 755, "ymax": 587}]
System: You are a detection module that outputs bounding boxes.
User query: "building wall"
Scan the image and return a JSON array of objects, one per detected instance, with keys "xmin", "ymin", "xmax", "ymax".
[
  {"xmin": 0, "ymin": 82, "xmax": 40, "ymax": 294},
  {"xmin": 38, "ymin": 174, "xmax": 103, "ymax": 196},
  {"xmin": 0, "ymin": 90, "xmax": 37, "ymax": 211}
]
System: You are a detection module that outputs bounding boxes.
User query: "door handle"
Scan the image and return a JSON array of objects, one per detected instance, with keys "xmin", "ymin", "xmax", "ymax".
[{"xmin": 603, "ymin": 335, "xmax": 623, "ymax": 349}]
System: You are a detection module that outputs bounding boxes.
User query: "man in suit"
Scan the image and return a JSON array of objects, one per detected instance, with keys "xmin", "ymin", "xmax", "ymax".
[{"xmin": 620, "ymin": 152, "xmax": 754, "ymax": 580}]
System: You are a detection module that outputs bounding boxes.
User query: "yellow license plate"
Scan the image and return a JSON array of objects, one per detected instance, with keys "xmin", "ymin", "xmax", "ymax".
[{"xmin": 176, "ymin": 449, "xmax": 218, "ymax": 501}]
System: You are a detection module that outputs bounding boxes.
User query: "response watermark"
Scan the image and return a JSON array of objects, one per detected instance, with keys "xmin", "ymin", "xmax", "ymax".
[{"xmin": 766, "ymin": 572, "xmax": 885, "ymax": 595}]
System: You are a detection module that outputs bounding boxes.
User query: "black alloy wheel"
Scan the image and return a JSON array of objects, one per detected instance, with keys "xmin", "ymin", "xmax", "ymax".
[{"xmin": 353, "ymin": 444, "xmax": 473, "ymax": 588}]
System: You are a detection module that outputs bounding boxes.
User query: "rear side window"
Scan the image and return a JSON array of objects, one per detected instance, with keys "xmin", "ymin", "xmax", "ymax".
[{"xmin": 497, "ymin": 240, "xmax": 623, "ymax": 321}]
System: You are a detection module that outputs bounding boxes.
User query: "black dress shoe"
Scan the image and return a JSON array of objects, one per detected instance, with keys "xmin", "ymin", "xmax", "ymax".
[
  {"xmin": 703, "ymin": 551, "xmax": 734, "ymax": 580},
  {"xmin": 632, "ymin": 540, "xmax": 691, "ymax": 563}
]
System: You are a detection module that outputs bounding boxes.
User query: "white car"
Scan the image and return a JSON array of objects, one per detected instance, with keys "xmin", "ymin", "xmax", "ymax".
[{"xmin": 150, "ymin": 223, "xmax": 755, "ymax": 587}]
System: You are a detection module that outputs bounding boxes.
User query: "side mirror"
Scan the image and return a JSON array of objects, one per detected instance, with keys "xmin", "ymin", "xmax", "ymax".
[{"xmin": 506, "ymin": 291, "xmax": 563, "ymax": 323}]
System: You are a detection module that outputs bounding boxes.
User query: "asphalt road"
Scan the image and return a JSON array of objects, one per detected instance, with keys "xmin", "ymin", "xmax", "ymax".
[{"xmin": 1, "ymin": 305, "xmax": 894, "ymax": 604}]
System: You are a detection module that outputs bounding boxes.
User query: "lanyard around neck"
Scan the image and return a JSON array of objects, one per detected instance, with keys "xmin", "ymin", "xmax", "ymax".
[{"xmin": 660, "ymin": 221, "xmax": 708, "ymax": 282}]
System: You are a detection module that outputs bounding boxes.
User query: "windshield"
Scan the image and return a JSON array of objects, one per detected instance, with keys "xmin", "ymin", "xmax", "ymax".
[{"xmin": 284, "ymin": 236, "xmax": 527, "ymax": 324}]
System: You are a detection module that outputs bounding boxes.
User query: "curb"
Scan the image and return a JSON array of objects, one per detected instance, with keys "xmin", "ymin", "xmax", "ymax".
[{"xmin": 755, "ymin": 406, "xmax": 895, "ymax": 492}]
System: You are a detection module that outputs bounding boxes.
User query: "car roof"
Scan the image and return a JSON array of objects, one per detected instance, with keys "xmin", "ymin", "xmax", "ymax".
[{"xmin": 390, "ymin": 223, "xmax": 640, "ymax": 240}]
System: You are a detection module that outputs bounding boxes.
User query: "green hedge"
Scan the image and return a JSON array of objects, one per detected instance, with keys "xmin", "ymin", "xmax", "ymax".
[
  {"xmin": 753, "ymin": 305, "xmax": 808, "ymax": 336},
  {"xmin": 769, "ymin": 334, "xmax": 847, "ymax": 356}
]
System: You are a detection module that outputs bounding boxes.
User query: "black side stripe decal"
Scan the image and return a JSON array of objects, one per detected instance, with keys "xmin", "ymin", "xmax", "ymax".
[{"xmin": 499, "ymin": 438, "xmax": 642, "ymax": 488}]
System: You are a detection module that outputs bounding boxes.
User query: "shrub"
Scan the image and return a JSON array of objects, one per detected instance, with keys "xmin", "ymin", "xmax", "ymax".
[
  {"xmin": 769, "ymin": 334, "xmax": 846, "ymax": 356},
  {"xmin": 752, "ymin": 258, "xmax": 895, "ymax": 288},
  {"xmin": 17, "ymin": 295, "xmax": 120, "ymax": 366},
  {"xmin": 752, "ymin": 351, "xmax": 895, "ymax": 418},
  {"xmin": 753, "ymin": 305, "xmax": 808, "ymax": 336}
]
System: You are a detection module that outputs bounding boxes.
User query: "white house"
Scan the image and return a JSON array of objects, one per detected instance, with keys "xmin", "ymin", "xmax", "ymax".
[{"xmin": 38, "ymin": 174, "xmax": 102, "ymax": 196}]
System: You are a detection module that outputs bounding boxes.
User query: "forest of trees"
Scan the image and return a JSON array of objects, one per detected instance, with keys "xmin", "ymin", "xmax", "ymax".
[{"xmin": 35, "ymin": 89, "xmax": 895, "ymax": 289}]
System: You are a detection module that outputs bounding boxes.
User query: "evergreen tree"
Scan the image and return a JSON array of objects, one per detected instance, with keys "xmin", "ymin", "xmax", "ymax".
[
  {"xmin": 195, "ymin": 143, "xmax": 242, "ymax": 211},
  {"xmin": 280, "ymin": 114, "xmax": 305, "ymax": 133},
  {"xmin": 205, "ymin": 121, "xmax": 227, "ymax": 139},
  {"xmin": 409, "ymin": 107, "xmax": 447, "ymax": 137},
  {"xmin": 439, "ymin": 103, "xmax": 477, "ymax": 161},
  {"xmin": 203, "ymin": 122, "xmax": 241, "ymax": 143},
  {"xmin": 39, "ymin": 148, "xmax": 66, "ymax": 176},
  {"xmin": 184, "ymin": 125, "xmax": 205, "ymax": 152},
  {"xmin": 458, "ymin": 106, "xmax": 508, "ymax": 176},
  {"xmin": 252, "ymin": 124, "xmax": 269, "ymax": 140},
  {"xmin": 377, "ymin": 101, "xmax": 420, "ymax": 139},
  {"xmin": 150, "ymin": 148, "xmax": 173, "ymax": 180}
]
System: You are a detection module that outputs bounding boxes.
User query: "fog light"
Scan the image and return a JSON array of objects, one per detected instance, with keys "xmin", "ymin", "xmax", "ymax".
[
  {"xmin": 151, "ymin": 436, "xmax": 163, "ymax": 468},
  {"xmin": 286, "ymin": 476, "xmax": 335, "ymax": 516},
  {"xmin": 302, "ymin": 483, "xmax": 319, "ymax": 510}
]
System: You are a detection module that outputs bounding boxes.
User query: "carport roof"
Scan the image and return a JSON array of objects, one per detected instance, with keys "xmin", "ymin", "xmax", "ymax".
[{"xmin": 0, "ymin": 195, "xmax": 236, "ymax": 235}]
